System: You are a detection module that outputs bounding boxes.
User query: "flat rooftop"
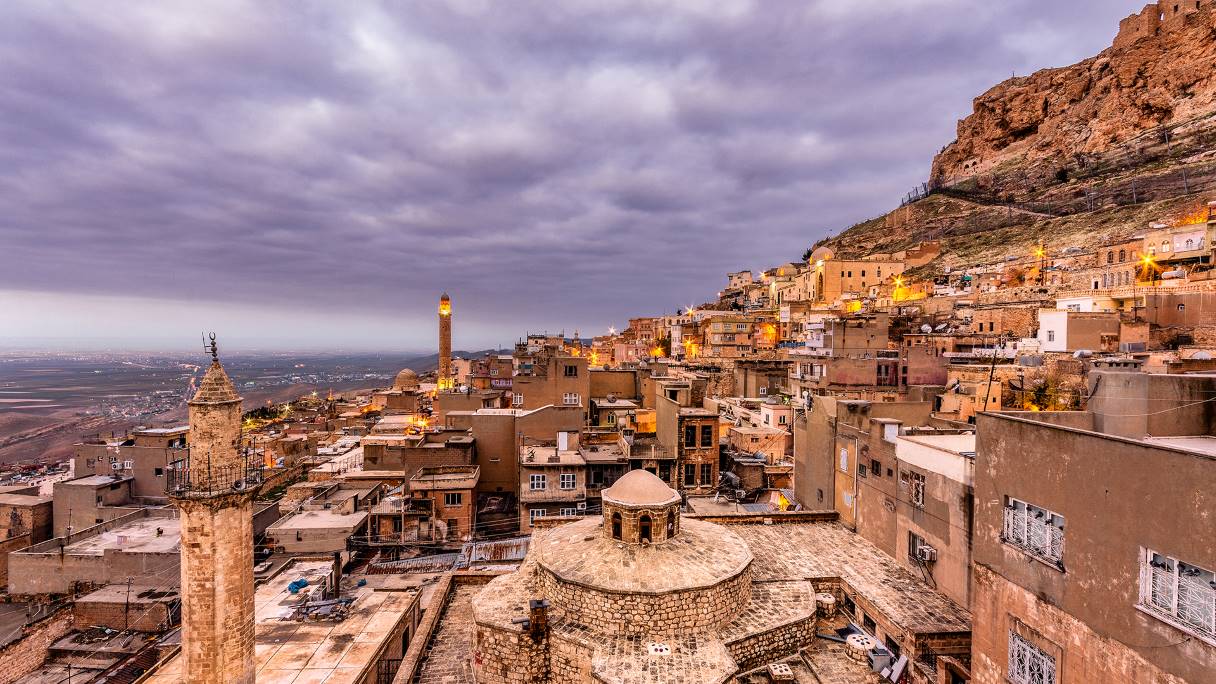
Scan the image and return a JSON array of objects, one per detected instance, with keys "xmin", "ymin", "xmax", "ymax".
[
  {"xmin": 1142, "ymin": 435, "xmax": 1216, "ymax": 457},
  {"xmin": 63, "ymin": 517, "xmax": 181, "ymax": 556},
  {"xmin": 65, "ymin": 474, "xmax": 134, "ymax": 487},
  {"xmin": 144, "ymin": 561, "xmax": 418, "ymax": 684},
  {"xmin": 410, "ymin": 466, "xmax": 480, "ymax": 490},
  {"xmin": 520, "ymin": 447, "xmax": 585, "ymax": 466},
  {"xmin": 899, "ymin": 433, "xmax": 977, "ymax": 455},
  {"xmin": 268, "ymin": 510, "xmax": 369, "ymax": 532}
]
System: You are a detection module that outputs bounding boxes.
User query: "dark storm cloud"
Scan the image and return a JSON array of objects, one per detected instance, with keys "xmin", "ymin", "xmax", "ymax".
[{"xmin": 0, "ymin": 0, "xmax": 1143, "ymax": 346}]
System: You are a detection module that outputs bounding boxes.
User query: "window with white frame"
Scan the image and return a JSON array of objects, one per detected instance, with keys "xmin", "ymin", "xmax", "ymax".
[
  {"xmin": 1002, "ymin": 497, "xmax": 1065, "ymax": 567},
  {"xmin": 1007, "ymin": 631, "xmax": 1056, "ymax": 684},
  {"xmin": 1046, "ymin": 330, "xmax": 1056, "ymax": 342},
  {"xmin": 529, "ymin": 508, "xmax": 546, "ymax": 525},
  {"xmin": 900, "ymin": 469, "xmax": 926, "ymax": 508},
  {"xmin": 443, "ymin": 492, "xmax": 462, "ymax": 507},
  {"xmin": 559, "ymin": 507, "xmax": 578, "ymax": 517},
  {"xmin": 563, "ymin": 392, "xmax": 580, "ymax": 405},
  {"xmin": 1138, "ymin": 549, "xmax": 1216, "ymax": 642},
  {"xmin": 529, "ymin": 474, "xmax": 546, "ymax": 491},
  {"xmin": 512, "ymin": 393, "xmax": 524, "ymax": 406},
  {"xmin": 559, "ymin": 473, "xmax": 576, "ymax": 490}
]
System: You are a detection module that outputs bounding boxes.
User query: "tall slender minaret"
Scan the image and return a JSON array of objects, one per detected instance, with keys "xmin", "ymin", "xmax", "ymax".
[
  {"xmin": 438, "ymin": 292, "xmax": 453, "ymax": 391},
  {"xmin": 170, "ymin": 335, "xmax": 256, "ymax": 684}
]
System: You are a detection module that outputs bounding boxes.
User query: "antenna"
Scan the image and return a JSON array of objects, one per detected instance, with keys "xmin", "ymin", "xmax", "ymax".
[{"xmin": 202, "ymin": 332, "xmax": 218, "ymax": 362}]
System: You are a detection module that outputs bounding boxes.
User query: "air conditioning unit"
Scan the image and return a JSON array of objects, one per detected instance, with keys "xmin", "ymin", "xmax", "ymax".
[
  {"xmin": 576, "ymin": 502, "xmax": 587, "ymax": 511},
  {"xmin": 916, "ymin": 545, "xmax": 938, "ymax": 563}
]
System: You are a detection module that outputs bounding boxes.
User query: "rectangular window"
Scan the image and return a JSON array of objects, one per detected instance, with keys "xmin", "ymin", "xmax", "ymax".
[
  {"xmin": 684, "ymin": 424, "xmax": 697, "ymax": 447},
  {"xmin": 900, "ymin": 469, "xmax": 926, "ymax": 508},
  {"xmin": 559, "ymin": 507, "xmax": 578, "ymax": 517},
  {"xmin": 700, "ymin": 424, "xmax": 713, "ymax": 448},
  {"xmin": 563, "ymin": 365, "xmax": 578, "ymax": 377},
  {"xmin": 1002, "ymin": 497, "xmax": 1065, "ymax": 567},
  {"xmin": 563, "ymin": 392, "xmax": 580, "ymax": 405},
  {"xmin": 529, "ymin": 508, "xmax": 547, "ymax": 526},
  {"xmin": 908, "ymin": 531, "xmax": 926, "ymax": 561},
  {"xmin": 871, "ymin": 459, "xmax": 882, "ymax": 477},
  {"xmin": 700, "ymin": 463, "xmax": 711, "ymax": 486},
  {"xmin": 443, "ymin": 492, "xmax": 462, "ymax": 507},
  {"xmin": 559, "ymin": 473, "xmax": 576, "ymax": 490},
  {"xmin": 684, "ymin": 463, "xmax": 696, "ymax": 485},
  {"xmin": 529, "ymin": 474, "xmax": 547, "ymax": 491},
  {"xmin": 513, "ymin": 393, "xmax": 524, "ymax": 406},
  {"xmin": 1047, "ymin": 330, "xmax": 1056, "ymax": 342},
  {"xmin": 1138, "ymin": 549, "xmax": 1216, "ymax": 642},
  {"xmin": 154, "ymin": 467, "xmax": 164, "ymax": 477},
  {"xmin": 1007, "ymin": 632, "xmax": 1056, "ymax": 684}
]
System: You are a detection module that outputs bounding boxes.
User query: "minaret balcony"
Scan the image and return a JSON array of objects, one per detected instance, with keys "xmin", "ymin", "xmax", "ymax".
[{"xmin": 166, "ymin": 452, "xmax": 264, "ymax": 498}]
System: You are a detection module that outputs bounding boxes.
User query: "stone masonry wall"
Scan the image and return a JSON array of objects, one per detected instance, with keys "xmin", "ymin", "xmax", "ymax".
[
  {"xmin": 0, "ymin": 606, "xmax": 73, "ymax": 680},
  {"xmin": 724, "ymin": 613, "xmax": 817, "ymax": 672},
  {"xmin": 177, "ymin": 494, "xmax": 256, "ymax": 684},
  {"xmin": 537, "ymin": 565, "xmax": 752, "ymax": 637},
  {"xmin": 473, "ymin": 623, "xmax": 549, "ymax": 684}
]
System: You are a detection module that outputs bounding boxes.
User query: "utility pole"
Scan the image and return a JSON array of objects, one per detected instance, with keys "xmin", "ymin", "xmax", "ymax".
[{"xmin": 124, "ymin": 577, "xmax": 133, "ymax": 630}]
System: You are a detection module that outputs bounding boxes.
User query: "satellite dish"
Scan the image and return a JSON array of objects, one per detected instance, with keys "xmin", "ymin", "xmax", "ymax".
[
  {"xmin": 1193, "ymin": 351, "xmax": 1213, "ymax": 360},
  {"xmin": 1073, "ymin": 350, "xmax": 1093, "ymax": 358},
  {"xmin": 920, "ymin": 324, "xmax": 933, "ymax": 333}
]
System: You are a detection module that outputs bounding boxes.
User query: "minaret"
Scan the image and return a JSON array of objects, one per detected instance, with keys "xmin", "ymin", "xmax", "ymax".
[
  {"xmin": 169, "ymin": 335, "xmax": 257, "ymax": 684},
  {"xmin": 438, "ymin": 292, "xmax": 453, "ymax": 391}
]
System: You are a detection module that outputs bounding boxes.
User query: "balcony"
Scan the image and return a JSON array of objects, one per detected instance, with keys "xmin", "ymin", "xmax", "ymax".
[{"xmin": 166, "ymin": 453, "xmax": 263, "ymax": 498}]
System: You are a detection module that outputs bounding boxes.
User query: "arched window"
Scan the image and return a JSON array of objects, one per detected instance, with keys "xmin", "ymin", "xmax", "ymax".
[
  {"xmin": 1162, "ymin": 241, "xmax": 1171, "ymax": 252},
  {"xmin": 1119, "ymin": 249, "xmax": 1126, "ymax": 262},
  {"xmin": 639, "ymin": 514, "xmax": 652, "ymax": 543},
  {"xmin": 1186, "ymin": 238, "xmax": 1194, "ymax": 250},
  {"xmin": 611, "ymin": 512, "xmax": 622, "ymax": 540},
  {"xmin": 666, "ymin": 512, "xmax": 675, "ymax": 538},
  {"xmin": 1107, "ymin": 251, "xmax": 1114, "ymax": 264}
]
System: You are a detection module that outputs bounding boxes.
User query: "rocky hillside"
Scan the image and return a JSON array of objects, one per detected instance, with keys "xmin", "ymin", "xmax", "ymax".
[
  {"xmin": 809, "ymin": 2, "xmax": 1216, "ymax": 271},
  {"xmin": 932, "ymin": 2, "xmax": 1216, "ymax": 198}
]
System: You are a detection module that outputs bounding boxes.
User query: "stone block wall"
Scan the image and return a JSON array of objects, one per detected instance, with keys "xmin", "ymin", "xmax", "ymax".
[
  {"xmin": 473, "ymin": 623, "xmax": 549, "ymax": 684},
  {"xmin": 536, "ymin": 564, "xmax": 752, "ymax": 637},
  {"xmin": 724, "ymin": 613, "xmax": 817, "ymax": 672},
  {"xmin": 74, "ymin": 597, "xmax": 173, "ymax": 633},
  {"xmin": 0, "ymin": 606, "xmax": 73, "ymax": 680}
]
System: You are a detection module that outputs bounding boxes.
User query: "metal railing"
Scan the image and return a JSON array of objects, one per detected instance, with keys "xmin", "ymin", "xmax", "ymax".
[{"xmin": 166, "ymin": 453, "xmax": 264, "ymax": 497}]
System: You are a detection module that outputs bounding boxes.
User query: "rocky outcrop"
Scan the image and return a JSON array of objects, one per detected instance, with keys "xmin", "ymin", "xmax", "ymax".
[{"xmin": 932, "ymin": 2, "xmax": 1216, "ymax": 192}]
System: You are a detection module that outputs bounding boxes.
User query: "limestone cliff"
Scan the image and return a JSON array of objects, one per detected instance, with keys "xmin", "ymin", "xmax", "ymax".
[{"xmin": 931, "ymin": 1, "xmax": 1216, "ymax": 193}]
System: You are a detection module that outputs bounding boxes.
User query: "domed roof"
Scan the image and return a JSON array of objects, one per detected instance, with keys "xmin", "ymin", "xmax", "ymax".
[
  {"xmin": 810, "ymin": 246, "xmax": 834, "ymax": 262},
  {"xmin": 602, "ymin": 469, "xmax": 680, "ymax": 507},
  {"xmin": 392, "ymin": 368, "xmax": 419, "ymax": 390}
]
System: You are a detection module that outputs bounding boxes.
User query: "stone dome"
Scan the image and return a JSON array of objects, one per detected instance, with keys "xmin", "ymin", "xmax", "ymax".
[
  {"xmin": 392, "ymin": 368, "xmax": 419, "ymax": 390},
  {"xmin": 601, "ymin": 469, "xmax": 680, "ymax": 507},
  {"xmin": 601, "ymin": 470, "xmax": 682, "ymax": 545},
  {"xmin": 809, "ymin": 246, "xmax": 834, "ymax": 262}
]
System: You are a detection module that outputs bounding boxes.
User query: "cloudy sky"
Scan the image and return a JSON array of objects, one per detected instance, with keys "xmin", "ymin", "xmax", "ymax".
[{"xmin": 1, "ymin": 0, "xmax": 1142, "ymax": 352}]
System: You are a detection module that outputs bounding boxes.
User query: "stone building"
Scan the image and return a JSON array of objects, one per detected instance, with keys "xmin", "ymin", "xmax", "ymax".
[
  {"xmin": 472, "ymin": 470, "xmax": 816, "ymax": 683},
  {"xmin": 466, "ymin": 470, "xmax": 972, "ymax": 683}
]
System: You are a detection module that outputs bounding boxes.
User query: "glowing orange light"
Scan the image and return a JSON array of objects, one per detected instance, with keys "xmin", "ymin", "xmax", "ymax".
[{"xmin": 1174, "ymin": 204, "xmax": 1211, "ymax": 226}]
